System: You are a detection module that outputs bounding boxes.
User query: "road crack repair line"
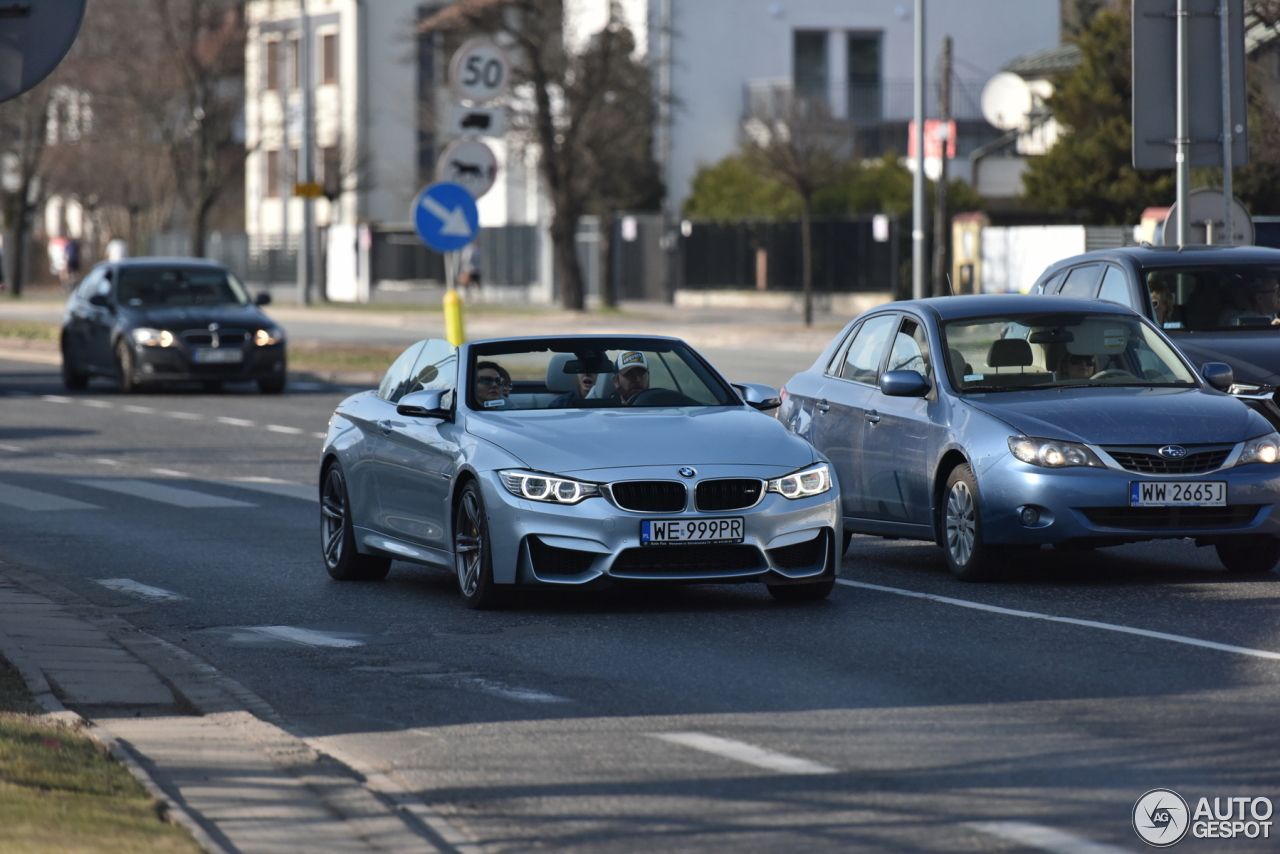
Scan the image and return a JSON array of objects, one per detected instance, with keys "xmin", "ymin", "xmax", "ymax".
[{"xmin": 836, "ymin": 579, "xmax": 1280, "ymax": 661}]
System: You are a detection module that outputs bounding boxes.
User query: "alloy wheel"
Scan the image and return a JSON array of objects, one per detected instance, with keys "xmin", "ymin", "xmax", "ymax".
[
  {"xmin": 455, "ymin": 490, "xmax": 484, "ymax": 597},
  {"xmin": 946, "ymin": 480, "xmax": 975, "ymax": 566},
  {"xmin": 321, "ymin": 468, "xmax": 346, "ymax": 569}
]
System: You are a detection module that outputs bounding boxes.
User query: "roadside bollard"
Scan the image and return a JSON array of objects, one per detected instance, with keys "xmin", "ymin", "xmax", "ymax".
[{"xmin": 444, "ymin": 287, "xmax": 465, "ymax": 346}]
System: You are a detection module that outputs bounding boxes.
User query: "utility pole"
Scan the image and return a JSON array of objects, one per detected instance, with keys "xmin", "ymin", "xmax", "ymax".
[
  {"xmin": 911, "ymin": 0, "xmax": 926, "ymax": 300},
  {"xmin": 931, "ymin": 35, "xmax": 951, "ymax": 297},
  {"xmin": 297, "ymin": 0, "xmax": 316, "ymax": 305}
]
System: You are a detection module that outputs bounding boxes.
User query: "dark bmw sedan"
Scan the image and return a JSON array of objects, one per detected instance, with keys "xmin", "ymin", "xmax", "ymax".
[{"xmin": 61, "ymin": 258, "xmax": 287, "ymax": 393}]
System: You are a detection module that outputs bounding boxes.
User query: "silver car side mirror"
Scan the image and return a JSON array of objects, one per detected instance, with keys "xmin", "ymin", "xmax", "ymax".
[
  {"xmin": 396, "ymin": 388, "xmax": 452, "ymax": 420},
  {"xmin": 733, "ymin": 382, "xmax": 781, "ymax": 411},
  {"xmin": 1201, "ymin": 362, "xmax": 1234, "ymax": 392}
]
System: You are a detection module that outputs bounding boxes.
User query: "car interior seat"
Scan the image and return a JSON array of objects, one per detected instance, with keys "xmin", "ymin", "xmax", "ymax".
[{"xmin": 948, "ymin": 347, "xmax": 973, "ymax": 381}]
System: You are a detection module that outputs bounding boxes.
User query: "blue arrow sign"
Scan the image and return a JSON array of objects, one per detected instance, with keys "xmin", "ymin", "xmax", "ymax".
[{"xmin": 412, "ymin": 182, "xmax": 479, "ymax": 253}]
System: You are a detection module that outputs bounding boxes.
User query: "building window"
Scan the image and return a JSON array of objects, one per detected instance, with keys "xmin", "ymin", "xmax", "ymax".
[
  {"xmin": 265, "ymin": 39, "xmax": 280, "ymax": 91},
  {"xmin": 793, "ymin": 30, "xmax": 827, "ymax": 103},
  {"xmin": 265, "ymin": 150, "xmax": 279, "ymax": 197},
  {"xmin": 289, "ymin": 34, "xmax": 301, "ymax": 90},
  {"xmin": 847, "ymin": 34, "xmax": 882, "ymax": 124},
  {"xmin": 322, "ymin": 32, "xmax": 338, "ymax": 85}
]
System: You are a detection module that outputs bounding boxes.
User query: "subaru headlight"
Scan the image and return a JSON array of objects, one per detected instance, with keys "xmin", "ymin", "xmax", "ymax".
[
  {"xmin": 766, "ymin": 463, "xmax": 832, "ymax": 499},
  {"xmin": 131, "ymin": 327, "xmax": 174, "ymax": 347},
  {"xmin": 1008, "ymin": 436, "xmax": 1104, "ymax": 468},
  {"xmin": 1238, "ymin": 432, "xmax": 1280, "ymax": 466},
  {"xmin": 499, "ymin": 470, "xmax": 600, "ymax": 504},
  {"xmin": 255, "ymin": 327, "xmax": 284, "ymax": 346}
]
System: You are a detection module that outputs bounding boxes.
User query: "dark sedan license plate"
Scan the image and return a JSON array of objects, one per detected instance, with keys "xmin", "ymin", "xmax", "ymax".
[
  {"xmin": 192, "ymin": 348, "xmax": 244, "ymax": 364},
  {"xmin": 641, "ymin": 517, "xmax": 744, "ymax": 545},
  {"xmin": 1129, "ymin": 481, "xmax": 1226, "ymax": 507}
]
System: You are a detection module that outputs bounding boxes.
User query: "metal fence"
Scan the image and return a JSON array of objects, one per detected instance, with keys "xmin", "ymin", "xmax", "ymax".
[{"xmin": 370, "ymin": 224, "xmax": 538, "ymax": 286}]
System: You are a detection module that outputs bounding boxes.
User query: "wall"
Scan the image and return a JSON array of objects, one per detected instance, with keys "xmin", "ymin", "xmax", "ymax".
[{"xmin": 980, "ymin": 225, "xmax": 1086, "ymax": 294}]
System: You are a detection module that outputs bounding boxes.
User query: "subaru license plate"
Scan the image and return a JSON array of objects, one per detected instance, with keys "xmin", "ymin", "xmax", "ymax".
[
  {"xmin": 193, "ymin": 349, "xmax": 244, "ymax": 364},
  {"xmin": 641, "ymin": 517, "xmax": 744, "ymax": 545},
  {"xmin": 1129, "ymin": 481, "xmax": 1226, "ymax": 507}
]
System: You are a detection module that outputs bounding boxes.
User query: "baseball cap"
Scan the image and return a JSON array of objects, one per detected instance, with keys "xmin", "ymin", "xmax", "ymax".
[{"xmin": 615, "ymin": 350, "xmax": 648, "ymax": 376}]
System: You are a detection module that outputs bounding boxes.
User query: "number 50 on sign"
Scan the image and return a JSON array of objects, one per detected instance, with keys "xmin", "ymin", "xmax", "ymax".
[{"xmin": 450, "ymin": 38, "xmax": 510, "ymax": 104}]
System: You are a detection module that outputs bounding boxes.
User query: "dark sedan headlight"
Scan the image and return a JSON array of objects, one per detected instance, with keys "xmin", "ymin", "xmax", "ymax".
[
  {"xmin": 1238, "ymin": 432, "xmax": 1280, "ymax": 466},
  {"xmin": 255, "ymin": 327, "xmax": 284, "ymax": 346},
  {"xmin": 766, "ymin": 463, "xmax": 832, "ymax": 498},
  {"xmin": 131, "ymin": 327, "xmax": 175, "ymax": 347},
  {"xmin": 1008, "ymin": 436, "xmax": 1105, "ymax": 468},
  {"xmin": 499, "ymin": 470, "xmax": 600, "ymax": 504}
]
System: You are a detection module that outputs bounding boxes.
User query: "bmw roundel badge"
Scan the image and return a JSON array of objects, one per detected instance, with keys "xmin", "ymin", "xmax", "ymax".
[
  {"xmin": 678, "ymin": 467, "xmax": 696, "ymax": 478},
  {"xmin": 1158, "ymin": 445, "xmax": 1188, "ymax": 460}
]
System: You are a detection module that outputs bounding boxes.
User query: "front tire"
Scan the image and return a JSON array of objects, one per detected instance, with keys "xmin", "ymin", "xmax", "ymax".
[
  {"xmin": 454, "ymin": 481, "xmax": 503, "ymax": 609},
  {"xmin": 61, "ymin": 341, "xmax": 88, "ymax": 390},
  {"xmin": 1216, "ymin": 537, "xmax": 1280, "ymax": 574},
  {"xmin": 942, "ymin": 464, "xmax": 1001, "ymax": 581},
  {"xmin": 321, "ymin": 462, "xmax": 391, "ymax": 581}
]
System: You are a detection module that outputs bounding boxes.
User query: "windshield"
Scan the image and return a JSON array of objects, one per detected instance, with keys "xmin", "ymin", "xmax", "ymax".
[
  {"xmin": 942, "ymin": 313, "xmax": 1198, "ymax": 393},
  {"xmin": 466, "ymin": 340, "xmax": 738, "ymax": 410},
  {"xmin": 116, "ymin": 267, "xmax": 249, "ymax": 307},
  {"xmin": 1142, "ymin": 264, "xmax": 1280, "ymax": 331}
]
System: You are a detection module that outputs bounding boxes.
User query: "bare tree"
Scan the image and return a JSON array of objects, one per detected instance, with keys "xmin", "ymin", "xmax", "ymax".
[
  {"xmin": 0, "ymin": 79, "xmax": 56, "ymax": 296},
  {"xmin": 741, "ymin": 98, "xmax": 849, "ymax": 326},
  {"xmin": 421, "ymin": 0, "xmax": 660, "ymax": 311}
]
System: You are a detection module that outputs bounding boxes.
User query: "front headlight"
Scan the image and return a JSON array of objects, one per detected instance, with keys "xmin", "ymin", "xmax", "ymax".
[
  {"xmin": 499, "ymin": 470, "xmax": 600, "ymax": 504},
  {"xmin": 1239, "ymin": 432, "xmax": 1280, "ymax": 466},
  {"xmin": 1008, "ymin": 436, "xmax": 1104, "ymax": 468},
  {"xmin": 766, "ymin": 463, "xmax": 832, "ymax": 499},
  {"xmin": 131, "ymin": 327, "xmax": 174, "ymax": 347},
  {"xmin": 255, "ymin": 327, "xmax": 284, "ymax": 346}
]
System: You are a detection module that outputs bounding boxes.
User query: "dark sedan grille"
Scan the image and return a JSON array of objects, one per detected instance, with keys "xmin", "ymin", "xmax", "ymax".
[
  {"xmin": 695, "ymin": 479, "xmax": 764, "ymax": 511},
  {"xmin": 610, "ymin": 481, "xmax": 686, "ymax": 512},
  {"xmin": 1078, "ymin": 505, "xmax": 1262, "ymax": 530},
  {"xmin": 611, "ymin": 545, "xmax": 765, "ymax": 575},
  {"xmin": 1104, "ymin": 445, "xmax": 1233, "ymax": 475},
  {"xmin": 182, "ymin": 328, "xmax": 248, "ymax": 347},
  {"xmin": 767, "ymin": 533, "xmax": 828, "ymax": 569},
  {"xmin": 527, "ymin": 537, "xmax": 597, "ymax": 576}
]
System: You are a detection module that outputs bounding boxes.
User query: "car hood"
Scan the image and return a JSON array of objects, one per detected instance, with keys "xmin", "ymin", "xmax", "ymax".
[
  {"xmin": 122, "ymin": 304, "xmax": 271, "ymax": 330},
  {"xmin": 1167, "ymin": 330, "xmax": 1280, "ymax": 387},
  {"xmin": 964, "ymin": 386, "xmax": 1264, "ymax": 445},
  {"xmin": 465, "ymin": 407, "xmax": 815, "ymax": 473}
]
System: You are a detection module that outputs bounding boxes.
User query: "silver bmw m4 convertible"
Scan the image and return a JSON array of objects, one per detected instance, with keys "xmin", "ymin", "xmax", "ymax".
[{"xmin": 319, "ymin": 335, "xmax": 840, "ymax": 607}]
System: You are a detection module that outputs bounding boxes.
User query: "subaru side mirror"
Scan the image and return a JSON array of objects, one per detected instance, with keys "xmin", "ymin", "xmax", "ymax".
[
  {"xmin": 880, "ymin": 369, "xmax": 931, "ymax": 397},
  {"xmin": 1201, "ymin": 362, "xmax": 1234, "ymax": 391},
  {"xmin": 255, "ymin": 292, "xmax": 272, "ymax": 306}
]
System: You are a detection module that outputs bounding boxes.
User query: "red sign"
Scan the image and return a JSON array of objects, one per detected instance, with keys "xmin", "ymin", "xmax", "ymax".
[{"xmin": 907, "ymin": 119, "xmax": 957, "ymax": 160}]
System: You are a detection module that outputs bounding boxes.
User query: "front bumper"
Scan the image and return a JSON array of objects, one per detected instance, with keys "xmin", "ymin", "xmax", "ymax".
[
  {"xmin": 478, "ymin": 466, "xmax": 841, "ymax": 587},
  {"xmin": 977, "ymin": 451, "xmax": 1280, "ymax": 546},
  {"xmin": 129, "ymin": 342, "xmax": 287, "ymax": 383}
]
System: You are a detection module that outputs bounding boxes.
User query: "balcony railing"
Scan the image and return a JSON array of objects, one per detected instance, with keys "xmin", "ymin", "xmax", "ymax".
[{"xmin": 745, "ymin": 77, "xmax": 990, "ymax": 125}]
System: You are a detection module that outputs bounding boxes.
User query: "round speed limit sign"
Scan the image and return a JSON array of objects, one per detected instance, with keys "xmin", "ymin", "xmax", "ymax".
[{"xmin": 450, "ymin": 38, "xmax": 510, "ymax": 104}]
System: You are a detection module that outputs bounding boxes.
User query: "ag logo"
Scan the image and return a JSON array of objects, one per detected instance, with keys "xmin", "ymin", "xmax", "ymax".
[{"xmin": 1134, "ymin": 788, "xmax": 1190, "ymax": 847}]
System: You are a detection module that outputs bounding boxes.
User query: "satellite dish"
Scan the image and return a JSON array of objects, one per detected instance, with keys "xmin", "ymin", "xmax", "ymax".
[
  {"xmin": 981, "ymin": 72, "xmax": 1033, "ymax": 131},
  {"xmin": 1158, "ymin": 188, "xmax": 1254, "ymax": 246}
]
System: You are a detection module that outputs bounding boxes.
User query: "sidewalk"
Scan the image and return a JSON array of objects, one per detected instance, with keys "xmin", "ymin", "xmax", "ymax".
[{"xmin": 0, "ymin": 565, "xmax": 478, "ymax": 854}]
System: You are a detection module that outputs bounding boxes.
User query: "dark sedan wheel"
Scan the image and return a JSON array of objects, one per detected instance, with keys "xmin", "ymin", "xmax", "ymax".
[
  {"xmin": 115, "ymin": 339, "xmax": 138, "ymax": 393},
  {"xmin": 1216, "ymin": 536, "xmax": 1280, "ymax": 574},
  {"xmin": 942, "ymin": 464, "xmax": 1001, "ymax": 582},
  {"xmin": 321, "ymin": 463, "xmax": 391, "ymax": 581},
  {"xmin": 454, "ymin": 481, "xmax": 502, "ymax": 609},
  {"xmin": 61, "ymin": 342, "xmax": 88, "ymax": 390}
]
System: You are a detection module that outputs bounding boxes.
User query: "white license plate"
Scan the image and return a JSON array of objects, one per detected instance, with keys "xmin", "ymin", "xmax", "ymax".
[
  {"xmin": 1129, "ymin": 481, "xmax": 1226, "ymax": 507},
  {"xmin": 641, "ymin": 517, "xmax": 744, "ymax": 545},
  {"xmin": 192, "ymin": 348, "xmax": 243, "ymax": 364}
]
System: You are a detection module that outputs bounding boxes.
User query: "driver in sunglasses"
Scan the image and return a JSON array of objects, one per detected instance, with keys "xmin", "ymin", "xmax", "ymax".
[
  {"xmin": 474, "ymin": 361, "xmax": 512, "ymax": 407},
  {"xmin": 1055, "ymin": 351, "xmax": 1097, "ymax": 381}
]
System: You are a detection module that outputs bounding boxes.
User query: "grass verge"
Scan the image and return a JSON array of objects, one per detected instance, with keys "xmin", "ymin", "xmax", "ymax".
[
  {"xmin": 0, "ymin": 658, "xmax": 203, "ymax": 854},
  {"xmin": 0, "ymin": 319, "xmax": 59, "ymax": 342}
]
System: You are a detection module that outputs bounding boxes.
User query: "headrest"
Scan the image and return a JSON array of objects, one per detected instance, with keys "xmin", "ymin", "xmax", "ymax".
[
  {"xmin": 948, "ymin": 348, "xmax": 971, "ymax": 379},
  {"xmin": 545, "ymin": 353, "xmax": 576, "ymax": 392},
  {"xmin": 987, "ymin": 338, "xmax": 1033, "ymax": 368}
]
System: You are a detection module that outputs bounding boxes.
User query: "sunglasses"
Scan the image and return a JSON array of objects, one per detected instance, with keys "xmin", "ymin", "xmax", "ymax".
[
  {"xmin": 476, "ymin": 376, "xmax": 511, "ymax": 389},
  {"xmin": 1067, "ymin": 355, "xmax": 1095, "ymax": 366}
]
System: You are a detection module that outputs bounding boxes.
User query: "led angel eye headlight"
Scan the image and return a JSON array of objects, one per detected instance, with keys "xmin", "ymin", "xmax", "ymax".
[
  {"xmin": 499, "ymin": 470, "xmax": 599, "ymax": 505},
  {"xmin": 766, "ymin": 463, "xmax": 832, "ymax": 499},
  {"xmin": 1239, "ymin": 432, "xmax": 1280, "ymax": 466},
  {"xmin": 131, "ymin": 327, "xmax": 174, "ymax": 347}
]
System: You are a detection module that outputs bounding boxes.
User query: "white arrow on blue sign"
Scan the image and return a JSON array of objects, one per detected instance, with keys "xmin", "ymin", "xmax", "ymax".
[{"xmin": 412, "ymin": 182, "xmax": 479, "ymax": 253}]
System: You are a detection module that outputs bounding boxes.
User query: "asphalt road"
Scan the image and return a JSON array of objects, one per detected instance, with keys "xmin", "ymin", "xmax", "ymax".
[{"xmin": 2, "ymin": 358, "xmax": 1279, "ymax": 853}]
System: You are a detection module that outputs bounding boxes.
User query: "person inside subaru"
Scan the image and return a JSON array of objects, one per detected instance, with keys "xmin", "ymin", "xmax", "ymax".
[
  {"xmin": 612, "ymin": 351, "xmax": 650, "ymax": 403},
  {"xmin": 1055, "ymin": 351, "xmax": 1097, "ymax": 381}
]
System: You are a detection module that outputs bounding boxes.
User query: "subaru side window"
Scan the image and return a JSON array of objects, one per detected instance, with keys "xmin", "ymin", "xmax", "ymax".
[
  {"xmin": 825, "ymin": 322, "xmax": 862, "ymax": 377},
  {"xmin": 1059, "ymin": 264, "xmax": 1104, "ymax": 299},
  {"xmin": 1097, "ymin": 265, "xmax": 1133, "ymax": 308},
  {"xmin": 886, "ymin": 317, "xmax": 931, "ymax": 378},
  {"xmin": 839, "ymin": 314, "xmax": 896, "ymax": 385}
]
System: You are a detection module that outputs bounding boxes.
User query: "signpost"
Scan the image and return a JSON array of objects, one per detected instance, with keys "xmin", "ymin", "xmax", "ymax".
[
  {"xmin": 436, "ymin": 138, "xmax": 498, "ymax": 200},
  {"xmin": 449, "ymin": 37, "xmax": 511, "ymax": 104},
  {"xmin": 413, "ymin": 182, "xmax": 479, "ymax": 346}
]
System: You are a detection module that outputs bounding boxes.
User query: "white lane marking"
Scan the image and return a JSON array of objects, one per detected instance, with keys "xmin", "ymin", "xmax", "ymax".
[
  {"xmin": 216, "ymin": 416, "xmax": 255, "ymax": 427},
  {"xmin": 247, "ymin": 626, "xmax": 363, "ymax": 648},
  {"xmin": 42, "ymin": 395, "xmax": 72, "ymax": 403},
  {"xmin": 121, "ymin": 404, "xmax": 156, "ymax": 414},
  {"xmin": 96, "ymin": 578, "xmax": 186, "ymax": 601},
  {"xmin": 93, "ymin": 458, "xmax": 121, "ymax": 466},
  {"xmin": 80, "ymin": 399, "xmax": 113, "ymax": 408},
  {"xmin": 167, "ymin": 412, "xmax": 202, "ymax": 420},
  {"xmin": 266, "ymin": 424, "xmax": 304, "ymax": 435},
  {"xmin": 649, "ymin": 732, "xmax": 837, "ymax": 775},
  {"xmin": 457, "ymin": 676, "xmax": 570, "ymax": 703},
  {"xmin": 0, "ymin": 482, "xmax": 99, "ymax": 511},
  {"xmin": 837, "ymin": 579, "xmax": 1280, "ymax": 662},
  {"xmin": 312, "ymin": 432, "xmax": 327, "ymax": 439},
  {"xmin": 70, "ymin": 478, "xmax": 255, "ymax": 508},
  {"xmin": 967, "ymin": 821, "xmax": 1136, "ymax": 854},
  {"xmin": 221, "ymin": 477, "xmax": 316, "ymax": 502},
  {"xmin": 0, "ymin": 444, "xmax": 21, "ymax": 452},
  {"xmin": 150, "ymin": 468, "xmax": 191, "ymax": 478}
]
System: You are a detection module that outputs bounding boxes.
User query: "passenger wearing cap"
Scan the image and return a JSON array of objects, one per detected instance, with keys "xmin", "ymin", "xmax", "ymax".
[
  {"xmin": 612, "ymin": 350, "xmax": 650, "ymax": 403},
  {"xmin": 1223, "ymin": 275, "xmax": 1280, "ymax": 326}
]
